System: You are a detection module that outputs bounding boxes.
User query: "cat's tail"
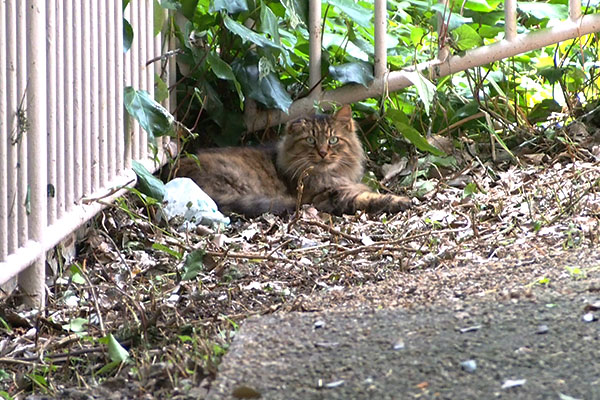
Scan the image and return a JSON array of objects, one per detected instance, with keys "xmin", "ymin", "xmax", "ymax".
[{"xmin": 217, "ymin": 195, "xmax": 296, "ymax": 218}]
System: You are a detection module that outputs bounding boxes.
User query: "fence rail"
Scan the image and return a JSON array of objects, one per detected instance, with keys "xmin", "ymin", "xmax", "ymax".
[{"xmin": 0, "ymin": 0, "xmax": 171, "ymax": 306}]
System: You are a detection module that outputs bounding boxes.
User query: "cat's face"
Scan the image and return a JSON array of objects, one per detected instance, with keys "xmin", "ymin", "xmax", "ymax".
[{"xmin": 277, "ymin": 105, "xmax": 365, "ymax": 181}]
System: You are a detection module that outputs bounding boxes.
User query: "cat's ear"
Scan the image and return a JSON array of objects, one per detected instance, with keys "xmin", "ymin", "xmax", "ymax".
[
  {"xmin": 285, "ymin": 118, "xmax": 305, "ymax": 135},
  {"xmin": 333, "ymin": 105, "xmax": 353, "ymax": 123}
]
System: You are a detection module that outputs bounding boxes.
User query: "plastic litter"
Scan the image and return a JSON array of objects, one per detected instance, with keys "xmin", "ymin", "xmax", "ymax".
[{"xmin": 162, "ymin": 177, "xmax": 229, "ymax": 229}]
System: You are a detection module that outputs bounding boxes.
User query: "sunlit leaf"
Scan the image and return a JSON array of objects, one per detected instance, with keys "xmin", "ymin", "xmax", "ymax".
[
  {"xmin": 132, "ymin": 160, "xmax": 166, "ymax": 201},
  {"xmin": 324, "ymin": 0, "xmax": 372, "ymax": 27},
  {"xmin": 405, "ymin": 71, "xmax": 436, "ymax": 116},
  {"xmin": 124, "ymin": 86, "xmax": 175, "ymax": 143},
  {"xmin": 517, "ymin": 2, "xmax": 568, "ymax": 21},
  {"xmin": 62, "ymin": 318, "xmax": 89, "ymax": 333},
  {"xmin": 223, "ymin": 15, "xmax": 281, "ymax": 50},
  {"xmin": 260, "ymin": 1, "xmax": 280, "ymax": 44},
  {"xmin": 387, "ymin": 109, "xmax": 446, "ymax": 156},
  {"xmin": 453, "ymin": 24, "xmax": 482, "ymax": 51},
  {"xmin": 464, "ymin": 0, "xmax": 501, "ymax": 13},
  {"xmin": 107, "ymin": 333, "xmax": 130, "ymax": 363},
  {"xmin": 329, "ymin": 62, "xmax": 374, "ymax": 87},
  {"xmin": 210, "ymin": 0, "xmax": 248, "ymax": 14}
]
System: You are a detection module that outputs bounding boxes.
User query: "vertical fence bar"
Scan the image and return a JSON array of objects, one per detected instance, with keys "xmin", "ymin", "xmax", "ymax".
[
  {"xmin": 374, "ymin": 0, "xmax": 387, "ymax": 79},
  {"xmin": 63, "ymin": 0, "xmax": 74, "ymax": 212},
  {"xmin": 129, "ymin": 5, "xmax": 140, "ymax": 161},
  {"xmin": 17, "ymin": 1, "xmax": 28, "ymax": 248},
  {"xmin": 82, "ymin": 0, "xmax": 91, "ymax": 196},
  {"xmin": 90, "ymin": 0, "xmax": 99, "ymax": 193},
  {"xmin": 46, "ymin": 0, "xmax": 56, "ymax": 226},
  {"xmin": 20, "ymin": 0, "xmax": 47, "ymax": 307},
  {"xmin": 0, "ymin": 0, "xmax": 7, "ymax": 261},
  {"xmin": 98, "ymin": 1, "xmax": 108, "ymax": 187},
  {"xmin": 138, "ymin": 2, "xmax": 149, "ymax": 160},
  {"xmin": 570, "ymin": 0, "xmax": 582, "ymax": 21},
  {"xmin": 73, "ymin": 0, "xmax": 83, "ymax": 203},
  {"xmin": 106, "ymin": 0, "xmax": 117, "ymax": 180},
  {"xmin": 116, "ymin": 2, "xmax": 126, "ymax": 171},
  {"xmin": 308, "ymin": 0, "xmax": 322, "ymax": 96},
  {"xmin": 55, "ymin": 0, "xmax": 65, "ymax": 219},
  {"xmin": 505, "ymin": 0, "xmax": 517, "ymax": 42},
  {"xmin": 6, "ymin": 0, "xmax": 17, "ymax": 254}
]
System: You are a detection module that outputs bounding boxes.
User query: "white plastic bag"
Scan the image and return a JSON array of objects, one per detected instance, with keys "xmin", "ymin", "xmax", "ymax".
[{"xmin": 162, "ymin": 178, "xmax": 230, "ymax": 229}]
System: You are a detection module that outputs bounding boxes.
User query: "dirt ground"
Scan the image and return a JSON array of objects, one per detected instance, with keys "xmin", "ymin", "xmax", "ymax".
[{"xmin": 1, "ymin": 119, "xmax": 599, "ymax": 399}]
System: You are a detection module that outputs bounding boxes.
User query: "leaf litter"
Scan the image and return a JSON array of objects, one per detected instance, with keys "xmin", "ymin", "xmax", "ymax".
[{"xmin": 1, "ymin": 123, "xmax": 600, "ymax": 399}]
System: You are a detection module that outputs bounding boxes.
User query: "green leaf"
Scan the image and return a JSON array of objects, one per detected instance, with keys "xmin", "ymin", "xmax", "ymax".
[
  {"xmin": 207, "ymin": 52, "xmax": 244, "ymax": 105},
  {"xmin": 69, "ymin": 264, "xmax": 86, "ymax": 285},
  {"xmin": 234, "ymin": 59, "xmax": 293, "ymax": 112},
  {"xmin": 0, "ymin": 390, "xmax": 15, "ymax": 400},
  {"xmin": 27, "ymin": 374, "xmax": 48, "ymax": 390},
  {"xmin": 404, "ymin": 71, "xmax": 436, "ymax": 116},
  {"xmin": 432, "ymin": 4, "xmax": 473, "ymax": 30},
  {"xmin": 463, "ymin": 182, "xmax": 478, "ymax": 198},
  {"xmin": 124, "ymin": 86, "xmax": 174, "ymax": 143},
  {"xmin": 517, "ymin": 2, "xmax": 568, "ymax": 21},
  {"xmin": 323, "ymin": 0, "xmax": 372, "ymax": 27},
  {"xmin": 160, "ymin": 0, "xmax": 180, "ymax": 10},
  {"xmin": 528, "ymin": 99, "xmax": 561, "ymax": 123},
  {"xmin": 387, "ymin": 109, "xmax": 446, "ymax": 156},
  {"xmin": 223, "ymin": 15, "xmax": 281, "ymax": 50},
  {"xmin": 123, "ymin": 0, "xmax": 131, "ymax": 10},
  {"xmin": 123, "ymin": 19, "xmax": 133, "ymax": 53},
  {"xmin": 329, "ymin": 62, "xmax": 374, "ymax": 87},
  {"xmin": 154, "ymin": 74, "xmax": 169, "ymax": 103},
  {"xmin": 260, "ymin": 1, "xmax": 280, "ymax": 44},
  {"xmin": 152, "ymin": 242, "xmax": 183, "ymax": 259},
  {"xmin": 210, "ymin": 0, "xmax": 248, "ymax": 14},
  {"xmin": 62, "ymin": 317, "xmax": 89, "ymax": 333},
  {"xmin": 182, "ymin": 249, "xmax": 205, "ymax": 280},
  {"xmin": 107, "ymin": 333, "xmax": 130, "ymax": 363},
  {"xmin": 181, "ymin": 0, "xmax": 199, "ymax": 19},
  {"xmin": 281, "ymin": 0, "xmax": 308, "ymax": 28},
  {"xmin": 453, "ymin": 24, "xmax": 482, "ymax": 51},
  {"xmin": 132, "ymin": 160, "xmax": 166, "ymax": 201},
  {"xmin": 464, "ymin": 0, "xmax": 501, "ymax": 12},
  {"xmin": 153, "ymin": 0, "xmax": 164, "ymax": 36}
]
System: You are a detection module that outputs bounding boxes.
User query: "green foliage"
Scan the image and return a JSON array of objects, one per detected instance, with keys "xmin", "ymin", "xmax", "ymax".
[
  {"xmin": 132, "ymin": 160, "xmax": 167, "ymax": 201},
  {"xmin": 145, "ymin": 0, "xmax": 599, "ymax": 162}
]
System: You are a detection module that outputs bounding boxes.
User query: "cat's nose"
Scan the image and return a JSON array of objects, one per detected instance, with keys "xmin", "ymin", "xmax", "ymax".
[{"xmin": 318, "ymin": 148, "xmax": 328, "ymax": 158}]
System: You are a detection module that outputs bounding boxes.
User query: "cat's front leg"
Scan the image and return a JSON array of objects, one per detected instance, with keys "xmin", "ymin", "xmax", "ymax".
[{"xmin": 311, "ymin": 184, "xmax": 412, "ymax": 215}]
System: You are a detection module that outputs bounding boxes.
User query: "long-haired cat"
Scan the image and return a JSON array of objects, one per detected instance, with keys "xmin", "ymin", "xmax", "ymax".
[{"xmin": 173, "ymin": 105, "xmax": 411, "ymax": 217}]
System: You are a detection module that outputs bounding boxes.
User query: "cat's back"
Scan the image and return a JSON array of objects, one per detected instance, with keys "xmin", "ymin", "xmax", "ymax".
[{"xmin": 174, "ymin": 144, "xmax": 288, "ymax": 200}]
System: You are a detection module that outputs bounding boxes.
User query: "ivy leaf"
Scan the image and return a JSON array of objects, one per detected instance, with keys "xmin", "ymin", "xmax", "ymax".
[
  {"xmin": 323, "ymin": 0, "xmax": 371, "ymax": 27},
  {"xmin": 404, "ymin": 71, "xmax": 436, "ymax": 116},
  {"xmin": 260, "ymin": 1, "xmax": 280, "ymax": 44},
  {"xmin": 154, "ymin": 74, "xmax": 169, "ymax": 103},
  {"xmin": 388, "ymin": 110, "xmax": 446, "ymax": 156},
  {"xmin": 431, "ymin": 4, "xmax": 473, "ymax": 31},
  {"xmin": 223, "ymin": 15, "xmax": 281, "ymax": 50},
  {"xmin": 517, "ymin": 2, "xmax": 568, "ymax": 21},
  {"xmin": 123, "ymin": 19, "xmax": 133, "ymax": 53},
  {"xmin": 132, "ymin": 160, "xmax": 166, "ymax": 201},
  {"xmin": 206, "ymin": 52, "xmax": 244, "ymax": 106},
  {"xmin": 182, "ymin": 249, "xmax": 205, "ymax": 281},
  {"xmin": 210, "ymin": 0, "xmax": 248, "ymax": 14},
  {"xmin": 464, "ymin": 0, "xmax": 501, "ymax": 13},
  {"xmin": 329, "ymin": 62, "xmax": 374, "ymax": 87},
  {"xmin": 124, "ymin": 86, "xmax": 174, "ymax": 143},
  {"xmin": 453, "ymin": 24, "xmax": 482, "ymax": 51},
  {"xmin": 234, "ymin": 60, "xmax": 292, "ymax": 113},
  {"xmin": 107, "ymin": 334, "xmax": 130, "ymax": 363},
  {"xmin": 153, "ymin": 0, "xmax": 164, "ymax": 35}
]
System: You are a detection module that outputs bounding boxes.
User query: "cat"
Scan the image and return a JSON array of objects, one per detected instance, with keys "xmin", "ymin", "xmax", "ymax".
[{"xmin": 172, "ymin": 105, "xmax": 411, "ymax": 217}]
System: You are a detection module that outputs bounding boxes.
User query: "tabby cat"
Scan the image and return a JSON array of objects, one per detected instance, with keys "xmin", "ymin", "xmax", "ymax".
[{"xmin": 173, "ymin": 105, "xmax": 411, "ymax": 217}]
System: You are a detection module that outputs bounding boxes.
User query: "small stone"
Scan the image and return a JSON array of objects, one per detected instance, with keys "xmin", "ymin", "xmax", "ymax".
[
  {"xmin": 582, "ymin": 312, "xmax": 596, "ymax": 323},
  {"xmin": 324, "ymin": 380, "xmax": 345, "ymax": 388},
  {"xmin": 460, "ymin": 360, "xmax": 477, "ymax": 373},
  {"xmin": 501, "ymin": 379, "xmax": 526, "ymax": 389},
  {"xmin": 314, "ymin": 320, "xmax": 325, "ymax": 329},
  {"xmin": 392, "ymin": 339, "xmax": 405, "ymax": 350},
  {"xmin": 459, "ymin": 325, "xmax": 482, "ymax": 333},
  {"xmin": 536, "ymin": 324, "xmax": 549, "ymax": 334},
  {"xmin": 232, "ymin": 385, "xmax": 261, "ymax": 399}
]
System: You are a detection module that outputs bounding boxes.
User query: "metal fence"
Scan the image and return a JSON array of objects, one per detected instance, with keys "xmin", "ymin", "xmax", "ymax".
[
  {"xmin": 1, "ymin": 0, "xmax": 599, "ymax": 307},
  {"xmin": 0, "ymin": 0, "xmax": 172, "ymax": 306}
]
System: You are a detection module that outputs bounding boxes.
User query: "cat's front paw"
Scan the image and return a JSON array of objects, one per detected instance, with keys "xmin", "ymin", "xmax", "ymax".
[{"xmin": 386, "ymin": 195, "xmax": 412, "ymax": 213}]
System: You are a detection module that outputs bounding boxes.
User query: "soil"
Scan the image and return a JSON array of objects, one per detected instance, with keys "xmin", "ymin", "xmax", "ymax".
[{"xmin": 1, "ymin": 119, "xmax": 600, "ymax": 399}]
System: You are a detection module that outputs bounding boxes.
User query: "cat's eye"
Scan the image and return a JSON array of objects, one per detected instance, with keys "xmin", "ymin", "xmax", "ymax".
[
  {"xmin": 306, "ymin": 137, "xmax": 316, "ymax": 145},
  {"xmin": 328, "ymin": 136, "xmax": 339, "ymax": 144}
]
